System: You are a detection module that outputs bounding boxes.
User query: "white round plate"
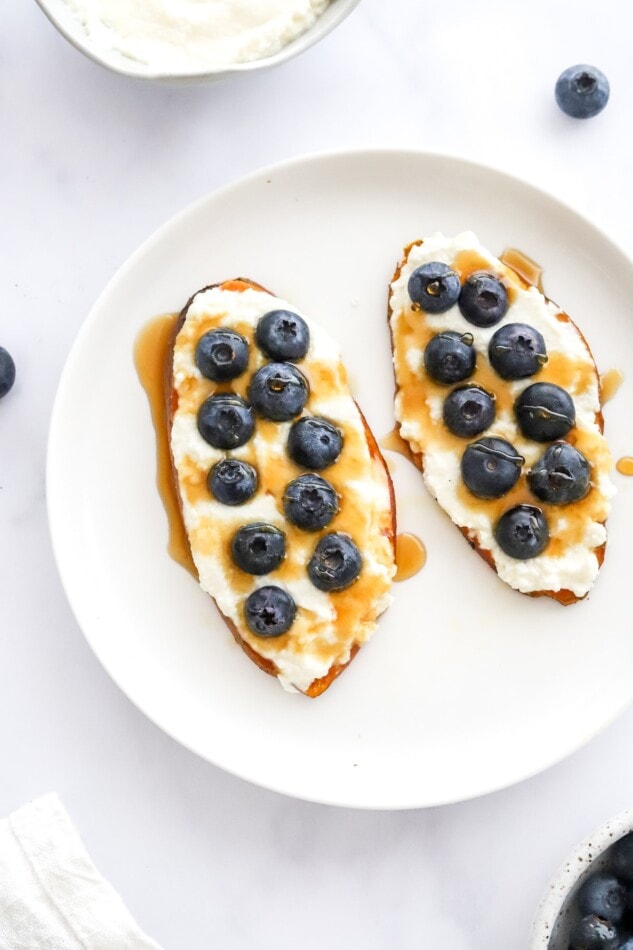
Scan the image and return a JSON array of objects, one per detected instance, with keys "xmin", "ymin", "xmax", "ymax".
[{"xmin": 47, "ymin": 150, "xmax": 633, "ymax": 809}]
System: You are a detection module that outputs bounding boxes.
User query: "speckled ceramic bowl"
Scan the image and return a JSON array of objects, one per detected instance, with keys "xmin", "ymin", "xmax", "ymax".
[
  {"xmin": 34, "ymin": 0, "xmax": 361, "ymax": 83},
  {"xmin": 530, "ymin": 808, "xmax": 633, "ymax": 949}
]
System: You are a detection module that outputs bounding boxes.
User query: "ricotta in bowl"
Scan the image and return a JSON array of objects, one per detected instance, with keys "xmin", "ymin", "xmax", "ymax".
[{"xmin": 61, "ymin": 0, "xmax": 332, "ymax": 73}]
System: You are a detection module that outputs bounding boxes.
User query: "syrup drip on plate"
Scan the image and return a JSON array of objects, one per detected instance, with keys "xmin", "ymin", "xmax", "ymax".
[
  {"xmin": 380, "ymin": 427, "xmax": 418, "ymax": 466},
  {"xmin": 600, "ymin": 368, "xmax": 624, "ymax": 405},
  {"xmin": 134, "ymin": 314, "xmax": 198, "ymax": 579},
  {"xmin": 500, "ymin": 247, "xmax": 544, "ymax": 292},
  {"xmin": 394, "ymin": 533, "xmax": 426, "ymax": 581},
  {"xmin": 616, "ymin": 457, "xmax": 633, "ymax": 476}
]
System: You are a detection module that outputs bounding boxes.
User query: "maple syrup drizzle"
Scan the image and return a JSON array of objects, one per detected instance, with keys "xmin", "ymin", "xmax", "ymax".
[
  {"xmin": 394, "ymin": 533, "xmax": 426, "ymax": 581},
  {"xmin": 600, "ymin": 368, "xmax": 624, "ymax": 405},
  {"xmin": 616, "ymin": 457, "xmax": 633, "ymax": 476},
  {"xmin": 380, "ymin": 427, "xmax": 418, "ymax": 465},
  {"xmin": 500, "ymin": 247, "xmax": 544, "ymax": 292},
  {"xmin": 133, "ymin": 314, "xmax": 198, "ymax": 579}
]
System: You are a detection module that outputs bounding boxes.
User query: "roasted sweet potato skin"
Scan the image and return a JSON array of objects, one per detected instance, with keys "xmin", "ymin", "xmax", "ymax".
[{"xmin": 167, "ymin": 278, "xmax": 396, "ymax": 694}]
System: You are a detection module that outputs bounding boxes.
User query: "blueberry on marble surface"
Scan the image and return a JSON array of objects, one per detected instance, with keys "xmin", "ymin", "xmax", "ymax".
[
  {"xmin": 208, "ymin": 459, "xmax": 258, "ymax": 506},
  {"xmin": 248, "ymin": 362, "xmax": 308, "ymax": 421},
  {"xmin": 408, "ymin": 262, "xmax": 460, "ymax": 314},
  {"xmin": 256, "ymin": 309, "xmax": 310, "ymax": 362},
  {"xmin": 244, "ymin": 586, "xmax": 296, "ymax": 637},
  {"xmin": 461, "ymin": 437, "xmax": 523, "ymax": 499},
  {"xmin": 443, "ymin": 385, "xmax": 495, "ymax": 438},
  {"xmin": 458, "ymin": 272, "xmax": 508, "ymax": 327},
  {"xmin": 424, "ymin": 331, "xmax": 476, "ymax": 384},
  {"xmin": 197, "ymin": 394, "xmax": 255, "ymax": 449},
  {"xmin": 0, "ymin": 347, "xmax": 15, "ymax": 398},
  {"xmin": 555, "ymin": 65, "xmax": 609, "ymax": 119}
]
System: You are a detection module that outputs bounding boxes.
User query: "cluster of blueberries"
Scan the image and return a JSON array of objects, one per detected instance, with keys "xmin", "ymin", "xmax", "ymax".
[
  {"xmin": 193, "ymin": 307, "xmax": 361, "ymax": 638},
  {"xmin": 408, "ymin": 261, "xmax": 591, "ymax": 560},
  {"xmin": 567, "ymin": 832, "xmax": 633, "ymax": 949}
]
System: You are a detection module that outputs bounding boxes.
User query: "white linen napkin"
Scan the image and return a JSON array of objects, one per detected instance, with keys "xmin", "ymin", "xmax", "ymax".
[{"xmin": 0, "ymin": 793, "xmax": 162, "ymax": 949}]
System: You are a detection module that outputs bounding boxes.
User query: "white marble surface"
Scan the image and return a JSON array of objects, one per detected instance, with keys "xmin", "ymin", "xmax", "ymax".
[{"xmin": 3, "ymin": 1, "xmax": 633, "ymax": 947}]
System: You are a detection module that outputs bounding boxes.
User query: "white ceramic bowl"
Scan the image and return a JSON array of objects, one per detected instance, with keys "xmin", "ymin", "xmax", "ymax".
[
  {"xmin": 34, "ymin": 0, "xmax": 361, "ymax": 83},
  {"xmin": 530, "ymin": 808, "xmax": 633, "ymax": 949}
]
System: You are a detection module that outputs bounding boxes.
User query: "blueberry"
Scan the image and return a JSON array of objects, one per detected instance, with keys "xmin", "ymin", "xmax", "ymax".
[
  {"xmin": 256, "ymin": 310, "xmax": 310, "ymax": 362},
  {"xmin": 555, "ymin": 65, "xmax": 609, "ymax": 119},
  {"xmin": 458, "ymin": 272, "xmax": 508, "ymax": 327},
  {"xmin": 287, "ymin": 417, "xmax": 343, "ymax": 470},
  {"xmin": 461, "ymin": 437, "xmax": 524, "ymax": 499},
  {"xmin": 489, "ymin": 323, "xmax": 547, "ymax": 380},
  {"xmin": 407, "ymin": 262, "xmax": 460, "ymax": 314},
  {"xmin": 611, "ymin": 834, "xmax": 633, "ymax": 883},
  {"xmin": 443, "ymin": 385, "xmax": 496, "ymax": 438},
  {"xmin": 494, "ymin": 505, "xmax": 549, "ymax": 559},
  {"xmin": 424, "ymin": 331, "xmax": 476, "ymax": 385},
  {"xmin": 515, "ymin": 383, "xmax": 576, "ymax": 442},
  {"xmin": 208, "ymin": 458, "xmax": 258, "ymax": 506},
  {"xmin": 283, "ymin": 474, "xmax": 339, "ymax": 531},
  {"xmin": 569, "ymin": 915, "xmax": 618, "ymax": 950},
  {"xmin": 308, "ymin": 532, "xmax": 362, "ymax": 591},
  {"xmin": 231, "ymin": 523, "xmax": 286, "ymax": 575},
  {"xmin": 195, "ymin": 329, "xmax": 249, "ymax": 381},
  {"xmin": 244, "ymin": 586, "xmax": 296, "ymax": 637},
  {"xmin": 0, "ymin": 347, "xmax": 15, "ymax": 398},
  {"xmin": 578, "ymin": 874, "xmax": 626, "ymax": 925},
  {"xmin": 197, "ymin": 394, "xmax": 254, "ymax": 449},
  {"xmin": 248, "ymin": 362, "xmax": 308, "ymax": 421},
  {"xmin": 528, "ymin": 442, "xmax": 590, "ymax": 505}
]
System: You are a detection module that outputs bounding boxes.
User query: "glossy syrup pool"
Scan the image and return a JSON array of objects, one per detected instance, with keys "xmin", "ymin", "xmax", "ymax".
[
  {"xmin": 394, "ymin": 533, "xmax": 426, "ymax": 581},
  {"xmin": 500, "ymin": 246, "xmax": 544, "ymax": 292},
  {"xmin": 600, "ymin": 368, "xmax": 624, "ymax": 404},
  {"xmin": 380, "ymin": 426, "xmax": 418, "ymax": 465},
  {"xmin": 133, "ymin": 313, "xmax": 198, "ymax": 578}
]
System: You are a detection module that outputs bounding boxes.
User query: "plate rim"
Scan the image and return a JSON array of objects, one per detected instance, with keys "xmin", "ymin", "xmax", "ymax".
[{"xmin": 46, "ymin": 147, "xmax": 633, "ymax": 809}]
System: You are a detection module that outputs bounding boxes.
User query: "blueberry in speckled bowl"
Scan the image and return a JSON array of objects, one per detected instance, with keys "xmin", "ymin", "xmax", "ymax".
[{"xmin": 529, "ymin": 809, "xmax": 633, "ymax": 950}]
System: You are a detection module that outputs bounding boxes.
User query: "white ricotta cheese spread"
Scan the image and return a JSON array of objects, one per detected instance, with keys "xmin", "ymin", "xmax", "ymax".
[
  {"xmin": 63, "ymin": 0, "xmax": 331, "ymax": 72},
  {"xmin": 390, "ymin": 232, "xmax": 615, "ymax": 599}
]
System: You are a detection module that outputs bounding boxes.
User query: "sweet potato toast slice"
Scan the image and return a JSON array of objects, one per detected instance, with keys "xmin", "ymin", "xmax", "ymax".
[
  {"xmin": 167, "ymin": 278, "xmax": 396, "ymax": 694},
  {"xmin": 388, "ymin": 232, "xmax": 614, "ymax": 604}
]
